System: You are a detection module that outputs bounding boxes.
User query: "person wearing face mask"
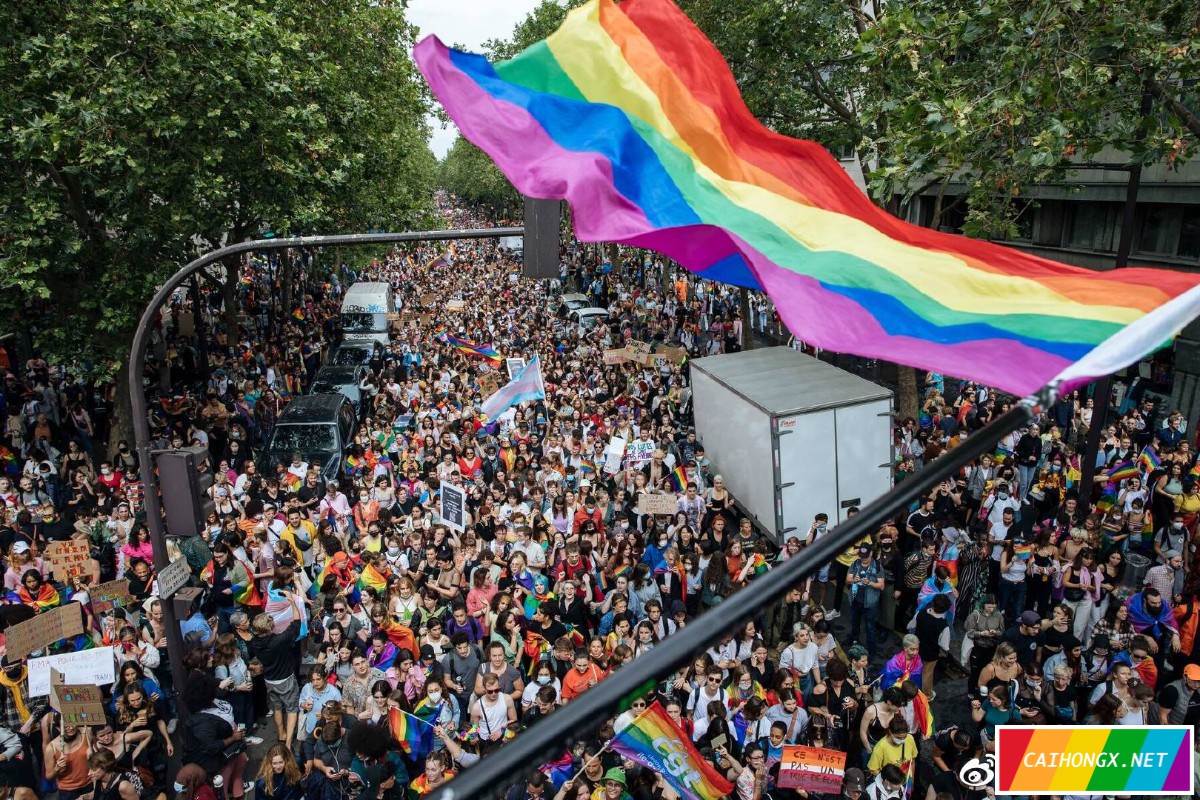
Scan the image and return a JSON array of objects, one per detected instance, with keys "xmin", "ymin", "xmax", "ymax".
[
  {"xmin": 421, "ymin": 679, "xmax": 460, "ymax": 743},
  {"xmin": 173, "ymin": 763, "xmax": 218, "ymax": 800},
  {"xmin": 521, "ymin": 661, "xmax": 562, "ymax": 712}
]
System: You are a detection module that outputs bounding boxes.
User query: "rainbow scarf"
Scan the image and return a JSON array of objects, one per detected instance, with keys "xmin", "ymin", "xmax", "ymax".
[
  {"xmin": 7, "ymin": 583, "xmax": 60, "ymax": 611},
  {"xmin": 667, "ymin": 465, "xmax": 687, "ymax": 492},
  {"xmin": 413, "ymin": 0, "xmax": 1200, "ymax": 398},
  {"xmin": 388, "ymin": 706, "xmax": 435, "ymax": 758},
  {"xmin": 609, "ymin": 701, "xmax": 734, "ymax": 800}
]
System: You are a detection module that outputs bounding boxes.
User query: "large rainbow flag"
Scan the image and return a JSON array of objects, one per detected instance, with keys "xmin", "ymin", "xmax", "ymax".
[
  {"xmin": 610, "ymin": 701, "xmax": 733, "ymax": 800},
  {"xmin": 413, "ymin": 0, "xmax": 1200, "ymax": 397}
]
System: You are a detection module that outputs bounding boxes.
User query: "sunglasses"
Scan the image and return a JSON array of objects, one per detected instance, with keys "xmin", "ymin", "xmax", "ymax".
[{"xmin": 486, "ymin": 689, "xmax": 500, "ymax": 695}]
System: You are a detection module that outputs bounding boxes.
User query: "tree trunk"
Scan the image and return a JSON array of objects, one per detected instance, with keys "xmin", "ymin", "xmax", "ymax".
[
  {"xmin": 897, "ymin": 365, "xmax": 919, "ymax": 422},
  {"xmin": 739, "ymin": 287, "xmax": 754, "ymax": 350},
  {"xmin": 109, "ymin": 356, "xmax": 135, "ymax": 462}
]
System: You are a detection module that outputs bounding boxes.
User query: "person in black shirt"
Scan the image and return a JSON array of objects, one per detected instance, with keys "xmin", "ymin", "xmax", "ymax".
[
  {"xmin": 36, "ymin": 504, "xmax": 73, "ymax": 543},
  {"xmin": 1000, "ymin": 610, "xmax": 1042, "ymax": 669},
  {"xmin": 931, "ymin": 725, "xmax": 981, "ymax": 776}
]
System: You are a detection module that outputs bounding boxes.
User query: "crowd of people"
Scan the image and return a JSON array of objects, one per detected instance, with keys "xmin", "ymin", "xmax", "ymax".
[{"xmin": 0, "ymin": 198, "xmax": 1198, "ymax": 800}]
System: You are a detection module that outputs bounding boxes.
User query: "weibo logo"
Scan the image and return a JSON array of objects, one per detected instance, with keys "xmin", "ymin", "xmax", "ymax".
[{"xmin": 958, "ymin": 754, "xmax": 995, "ymax": 790}]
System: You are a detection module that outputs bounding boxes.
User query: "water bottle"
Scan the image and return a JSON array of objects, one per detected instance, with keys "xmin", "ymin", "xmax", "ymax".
[{"xmin": 212, "ymin": 774, "xmax": 225, "ymax": 800}]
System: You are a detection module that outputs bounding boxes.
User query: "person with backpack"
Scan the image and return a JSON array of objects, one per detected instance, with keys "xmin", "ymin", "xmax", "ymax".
[{"xmin": 83, "ymin": 749, "xmax": 145, "ymax": 800}]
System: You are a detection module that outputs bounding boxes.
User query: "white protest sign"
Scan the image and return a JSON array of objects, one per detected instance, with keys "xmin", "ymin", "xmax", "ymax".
[
  {"xmin": 626, "ymin": 439, "xmax": 656, "ymax": 468},
  {"xmin": 28, "ymin": 646, "xmax": 117, "ymax": 698},
  {"xmin": 603, "ymin": 437, "xmax": 627, "ymax": 475}
]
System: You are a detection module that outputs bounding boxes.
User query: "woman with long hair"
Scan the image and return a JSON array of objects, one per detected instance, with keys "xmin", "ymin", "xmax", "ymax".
[
  {"xmin": 254, "ymin": 743, "xmax": 304, "ymax": 800},
  {"xmin": 174, "ymin": 763, "xmax": 218, "ymax": 800},
  {"xmin": 213, "ymin": 633, "xmax": 255, "ymax": 731}
]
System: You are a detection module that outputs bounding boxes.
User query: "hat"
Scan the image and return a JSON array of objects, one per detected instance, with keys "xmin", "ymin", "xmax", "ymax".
[
  {"xmin": 420, "ymin": 644, "xmax": 436, "ymax": 660},
  {"xmin": 857, "ymin": 544, "xmax": 873, "ymax": 557},
  {"xmin": 1185, "ymin": 664, "xmax": 1200, "ymax": 681},
  {"xmin": 1020, "ymin": 610, "xmax": 1041, "ymax": 627},
  {"xmin": 842, "ymin": 768, "xmax": 866, "ymax": 793},
  {"xmin": 1092, "ymin": 634, "xmax": 1110, "ymax": 650},
  {"xmin": 11, "ymin": 542, "xmax": 29, "ymax": 555},
  {"xmin": 1163, "ymin": 549, "xmax": 1182, "ymax": 560},
  {"xmin": 602, "ymin": 769, "xmax": 626, "ymax": 786},
  {"xmin": 668, "ymin": 600, "xmax": 686, "ymax": 617}
]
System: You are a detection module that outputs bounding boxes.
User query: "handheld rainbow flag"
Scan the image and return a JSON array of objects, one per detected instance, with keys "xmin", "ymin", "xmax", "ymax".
[
  {"xmin": 414, "ymin": 0, "xmax": 1200, "ymax": 398},
  {"xmin": 609, "ymin": 701, "xmax": 734, "ymax": 800},
  {"xmin": 1190, "ymin": 462, "xmax": 1200, "ymax": 481},
  {"xmin": 1096, "ymin": 482, "xmax": 1119, "ymax": 512},
  {"xmin": 749, "ymin": 552, "xmax": 769, "ymax": 576},
  {"xmin": 1137, "ymin": 446, "xmax": 1162, "ymax": 474},
  {"xmin": 1107, "ymin": 461, "xmax": 1139, "ymax": 483},
  {"xmin": 1012, "ymin": 543, "xmax": 1035, "ymax": 560},
  {"xmin": 444, "ymin": 334, "xmax": 503, "ymax": 365},
  {"xmin": 291, "ymin": 308, "xmax": 305, "ymax": 322},
  {"xmin": 667, "ymin": 465, "xmax": 688, "ymax": 492},
  {"xmin": 910, "ymin": 689, "xmax": 935, "ymax": 737},
  {"xmin": 388, "ymin": 707, "xmax": 435, "ymax": 758}
]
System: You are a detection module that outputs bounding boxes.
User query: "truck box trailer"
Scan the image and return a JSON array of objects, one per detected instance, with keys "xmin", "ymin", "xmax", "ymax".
[{"xmin": 690, "ymin": 347, "xmax": 894, "ymax": 542}]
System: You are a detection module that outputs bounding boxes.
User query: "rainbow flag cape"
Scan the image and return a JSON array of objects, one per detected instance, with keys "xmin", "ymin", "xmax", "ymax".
[
  {"xmin": 524, "ymin": 631, "xmax": 552, "ymax": 677},
  {"xmin": 609, "ymin": 701, "xmax": 734, "ymax": 800},
  {"xmin": 910, "ymin": 689, "xmax": 935, "ymax": 738},
  {"xmin": 6, "ymin": 583, "xmax": 60, "ymax": 611},
  {"xmin": 264, "ymin": 585, "xmax": 308, "ymax": 639},
  {"xmin": 357, "ymin": 562, "xmax": 390, "ymax": 595},
  {"xmin": 880, "ymin": 651, "xmax": 923, "ymax": 690},
  {"xmin": 1107, "ymin": 460, "xmax": 1139, "ymax": 483},
  {"xmin": 1138, "ymin": 446, "xmax": 1162, "ymax": 474},
  {"xmin": 444, "ymin": 334, "xmax": 503, "ymax": 365},
  {"xmin": 388, "ymin": 707, "xmax": 435, "ymax": 758},
  {"xmin": 667, "ymin": 465, "xmax": 688, "ymax": 492},
  {"xmin": 413, "ymin": 0, "xmax": 1200, "ymax": 397}
]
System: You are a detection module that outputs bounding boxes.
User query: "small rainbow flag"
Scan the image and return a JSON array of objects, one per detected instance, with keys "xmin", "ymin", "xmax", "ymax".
[
  {"xmin": 579, "ymin": 459, "xmax": 597, "ymax": 476},
  {"xmin": 1107, "ymin": 460, "xmax": 1139, "ymax": 483},
  {"xmin": 1190, "ymin": 463, "xmax": 1200, "ymax": 481},
  {"xmin": 609, "ymin": 701, "xmax": 734, "ymax": 800},
  {"xmin": 1138, "ymin": 446, "xmax": 1162, "ymax": 474},
  {"xmin": 388, "ymin": 707, "xmax": 434, "ymax": 758},
  {"xmin": 444, "ymin": 334, "xmax": 502, "ymax": 365},
  {"xmin": 749, "ymin": 552, "xmax": 769, "ymax": 576},
  {"xmin": 291, "ymin": 307, "xmax": 305, "ymax": 321},
  {"xmin": 910, "ymin": 689, "xmax": 934, "ymax": 738},
  {"xmin": 232, "ymin": 582, "xmax": 262, "ymax": 607},
  {"xmin": 1013, "ymin": 543, "xmax": 1035, "ymax": 560},
  {"xmin": 667, "ymin": 465, "xmax": 688, "ymax": 492}
]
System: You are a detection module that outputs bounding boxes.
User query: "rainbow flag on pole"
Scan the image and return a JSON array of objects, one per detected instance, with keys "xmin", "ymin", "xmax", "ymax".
[
  {"xmin": 610, "ymin": 701, "xmax": 733, "ymax": 800},
  {"xmin": 388, "ymin": 707, "xmax": 435, "ymax": 758},
  {"xmin": 667, "ymin": 465, "xmax": 688, "ymax": 492},
  {"xmin": 1138, "ymin": 446, "xmax": 1162, "ymax": 474},
  {"xmin": 1107, "ymin": 461, "xmax": 1139, "ymax": 483},
  {"xmin": 444, "ymin": 334, "xmax": 503, "ymax": 365},
  {"xmin": 413, "ymin": 0, "xmax": 1200, "ymax": 398}
]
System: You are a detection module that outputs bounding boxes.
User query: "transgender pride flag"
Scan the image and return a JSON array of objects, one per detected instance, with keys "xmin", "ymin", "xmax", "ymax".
[{"xmin": 480, "ymin": 354, "xmax": 546, "ymax": 420}]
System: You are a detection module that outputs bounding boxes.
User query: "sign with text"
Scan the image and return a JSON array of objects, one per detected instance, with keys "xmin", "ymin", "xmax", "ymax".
[
  {"xmin": 89, "ymin": 579, "xmax": 134, "ymax": 616},
  {"xmin": 603, "ymin": 437, "xmax": 627, "ymax": 475},
  {"xmin": 603, "ymin": 348, "xmax": 631, "ymax": 365},
  {"xmin": 446, "ymin": 299, "xmax": 466, "ymax": 311},
  {"xmin": 505, "ymin": 357, "xmax": 526, "ymax": 380},
  {"xmin": 50, "ymin": 668, "xmax": 108, "ymax": 726},
  {"xmin": 43, "ymin": 540, "xmax": 92, "ymax": 580},
  {"xmin": 5, "ymin": 603, "xmax": 85, "ymax": 661},
  {"xmin": 157, "ymin": 557, "xmax": 191, "ymax": 600},
  {"xmin": 657, "ymin": 346, "xmax": 689, "ymax": 365},
  {"xmin": 626, "ymin": 439, "xmax": 656, "ymax": 468},
  {"xmin": 439, "ymin": 482, "xmax": 467, "ymax": 533},
  {"xmin": 627, "ymin": 340, "xmax": 652, "ymax": 356},
  {"xmin": 777, "ymin": 746, "xmax": 847, "ymax": 793},
  {"xmin": 28, "ymin": 647, "xmax": 116, "ymax": 698},
  {"xmin": 636, "ymin": 493, "xmax": 678, "ymax": 517}
]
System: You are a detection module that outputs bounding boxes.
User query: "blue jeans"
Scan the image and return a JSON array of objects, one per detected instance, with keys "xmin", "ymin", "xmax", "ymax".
[
  {"xmin": 847, "ymin": 600, "xmax": 879, "ymax": 654},
  {"xmin": 1017, "ymin": 465, "xmax": 1036, "ymax": 500},
  {"xmin": 998, "ymin": 580, "xmax": 1026, "ymax": 625}
]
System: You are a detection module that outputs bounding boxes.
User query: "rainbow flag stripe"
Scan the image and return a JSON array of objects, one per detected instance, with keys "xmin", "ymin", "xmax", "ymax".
[
  {"xmin": 413, "ymin": 0, "xmax": 1200, "ymax": 398},
  {"xmin": 610, "ymin": 701, "xmax": 733, "ymax": 800},
  {"xmin": 444, "ymin": 334, "xmax": 502, "ymax": 365},
  {"xmin": 388, "ymin": 707, "xmax": 434, "ymax": 758},
  {"xmin": 997, "ymin": 726, "xmax": 1193, "ymax": 794},
  {"xmin": 667, "ymin": 465, "xmax": 688, "ymax": 492}
]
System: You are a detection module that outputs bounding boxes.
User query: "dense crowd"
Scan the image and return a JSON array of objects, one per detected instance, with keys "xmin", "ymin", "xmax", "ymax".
[{"xmin": 0, "ymin": 199, "xmax": 1198, "ymax": 800}]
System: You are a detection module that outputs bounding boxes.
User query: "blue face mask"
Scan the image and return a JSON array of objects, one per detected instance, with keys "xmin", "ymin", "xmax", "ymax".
[{"xmin": 174, "ymin": 782, "xmax": 187, "ymax": 794}]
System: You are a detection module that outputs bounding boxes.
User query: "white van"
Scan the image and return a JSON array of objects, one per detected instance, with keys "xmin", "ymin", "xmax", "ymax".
[{"xmin": 340, "ymin": 282, "xmax": 393, "ymax": 345}]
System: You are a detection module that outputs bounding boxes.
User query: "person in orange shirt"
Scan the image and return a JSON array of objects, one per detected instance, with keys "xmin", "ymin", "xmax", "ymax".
[{"xmin": 561, "ymin": 649, "xmax": 606, "ymax": 701}]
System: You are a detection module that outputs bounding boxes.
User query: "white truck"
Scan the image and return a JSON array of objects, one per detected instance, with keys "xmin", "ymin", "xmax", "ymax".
[{"xmin": 690, "ymin": 347, "xmax": 893, "ymax": 542}]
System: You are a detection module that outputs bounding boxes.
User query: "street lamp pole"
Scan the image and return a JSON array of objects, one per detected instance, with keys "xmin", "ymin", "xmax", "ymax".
[{"xmin": 128, "ymin": 227, "xmax": 522, "ymax": 739}]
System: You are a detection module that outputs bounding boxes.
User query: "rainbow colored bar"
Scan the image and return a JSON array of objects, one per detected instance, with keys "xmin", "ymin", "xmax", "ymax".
[
  {"xmin": 414, "ymin": 0, "xmax": 1200, "ymax": 397},
  {"xmin": 997, "ymin": 726, "xmax": 1193, "ymax": 795},
  {"xmin": 444, "ymin": 334, "xmax": 502, "ymax": 365}
]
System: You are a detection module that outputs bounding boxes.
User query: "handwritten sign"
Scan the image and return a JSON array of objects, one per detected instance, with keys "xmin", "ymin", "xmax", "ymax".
[
  {"xmin": 447, "ymin": 299, "xmax": 466, "ymax": 311},
  {"xmin": 626, "ymin": 439, "xmax": 656, "ymax": 468},
  {"xmin": 5, "ymin": 603, "xmax": 85, "ymax": 661},
  {"xmin": 158, "ymin": 557, "xmax": 190, "ymax": 600},
  {"xmin": 44, "ymin": 540, "xmax": 92, "ymax": 580},
  {"xmin": 627, "ymin": 340, "xmax": 652, "ymax": 356},
  {"xmin": 89, "ymin": 579, "xmax": 133, "ymax": 616},
  {"xmin": 603, "ymin": 348, "xmax": 631, "ymax": 365},
  {"xmin": 657, "ymin": 346, "xmax": 689, "ymax": 365},
  {"xmin": 636, "ymin": 493, "xmax": 679, "ymax": 517},
  {"xmin": 50, "ymin": 669, "xmax": 108, "ymax": 726},
  {"xmin": 28, "ymin": 647, "xmax": 116, "ymax": 698},
  {"xmin": 777, "ymin": 746, "xmax": 847, "ymax": 793},
  {"xmin": 420, "ymin": 293, "xmax": 436, "ymax": 307}
]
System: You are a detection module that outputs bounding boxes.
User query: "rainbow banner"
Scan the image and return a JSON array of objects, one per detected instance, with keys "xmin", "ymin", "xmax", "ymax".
[
  {"xmin": 413, "ymin": 0, "xmax": 1200, "ymax": 398},
  {"xmin": 996, "ymin": 726, "xmax": 1193, "ymax": 795},
  {"xmin": 610, "ymin": 701, "xmax": 734, "ymax": 800},
  {"xmin": 444, "ymin": 334, "xmax": 503, "ymax": 365}
]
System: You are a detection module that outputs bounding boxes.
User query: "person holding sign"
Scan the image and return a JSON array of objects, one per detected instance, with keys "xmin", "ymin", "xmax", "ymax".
[{"xmin": 44, "ymin": 723, "xmax": 91, "ymax": 800}]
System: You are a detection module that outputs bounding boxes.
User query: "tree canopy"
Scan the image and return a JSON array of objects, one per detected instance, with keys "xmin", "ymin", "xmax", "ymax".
[{"xmin": 1, "ymin": 0, "xmax": 435, "ymax": 378}]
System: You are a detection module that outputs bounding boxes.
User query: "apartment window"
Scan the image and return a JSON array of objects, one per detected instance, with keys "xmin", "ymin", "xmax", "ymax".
[
  {"xmin": 1035, "ymin": 200, "xmax": 1065, "ymax": 247},
  {"xmin": 1136, "ymin": 205, "xmax": 1181, "ymax": 256},
  {"xmin": 1180, "ymin": 207, "xmax": 1200, "ymax": 260},
  {"xmin": 1066, "ymin": 202, "xmax": 1118, "ymax": 252}
]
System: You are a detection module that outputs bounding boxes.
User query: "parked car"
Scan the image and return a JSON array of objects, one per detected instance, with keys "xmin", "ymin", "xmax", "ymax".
[
  {"xmin": 555, "ymin": 293, "xmax": 591, "ymax": 318},
  {"xmin": 261, "ymin": 394, "xmax": 357, "ymax": 487},
  {"xmin": 569, "ymin": 307, "xmax": 610, "ymax": 330},
  {"xmin": 310, "ymin": 365, "xmax": 367, "ymax": 418},
  {"xmin": 331, "ymin": 342, "xmax": 373, "ymax": 366}
]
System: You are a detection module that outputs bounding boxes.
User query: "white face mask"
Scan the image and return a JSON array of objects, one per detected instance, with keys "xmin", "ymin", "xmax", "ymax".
[
  {"xmin": 537, "ymin": 675, "xmax": 552, "ymax": 685},
  {"xmin": 174, "ymin": 782, "xmax": 187, "ymax": 794},
  {"xmin": 388, "ymin": 547, "xmax": 401, "ymax": 557},
  {"xmin": 998, "ymin": 491, "xmax": 1009, "ymax": 499},
  {"xmin": 1173, "ymin": 522, "xmax": 1184, "ymax": 530},
  {"xmin": 427, "ymin": 690, "xmax": 442, "ymax": 702}
]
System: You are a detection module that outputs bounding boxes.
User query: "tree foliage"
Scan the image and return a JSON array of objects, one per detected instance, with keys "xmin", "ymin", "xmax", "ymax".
[
  {"xmin": 0, "ymin": 0, "xmax": 435, "ymax": 378},
  {"xmin": 437, "ymin": 136, "xmax": 519, "ymax": 211}
]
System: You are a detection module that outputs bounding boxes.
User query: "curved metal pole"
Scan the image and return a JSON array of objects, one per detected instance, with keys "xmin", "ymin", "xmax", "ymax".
[
  {"xmin": 126, "ymin": 228, "xmax": 522, "ymax": 755},
  {"xmin": 429, "ymin": 400, "xmax": 1039, "ymax": 800}
]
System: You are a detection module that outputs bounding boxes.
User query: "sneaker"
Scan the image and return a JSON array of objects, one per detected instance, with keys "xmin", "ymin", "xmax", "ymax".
[
  {"xmin": 824, "ymin": 608, "xmax": 840, "ymax": 620},
  {"xmin": 245, "ymin": 735, "xmax": 264, "ymax": 745},
  {"xmin": 167, "ymin": 718, "xmax": 177, "ymax": 735},
  {"xmin": 244, "ymin": 781, "xmax": 256, "ymax": 795}
]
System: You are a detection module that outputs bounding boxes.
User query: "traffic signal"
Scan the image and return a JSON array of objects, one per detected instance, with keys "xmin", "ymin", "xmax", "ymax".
[{"xmin": 156, "ymin": 445, "xmax": 215, "ymax": 537}]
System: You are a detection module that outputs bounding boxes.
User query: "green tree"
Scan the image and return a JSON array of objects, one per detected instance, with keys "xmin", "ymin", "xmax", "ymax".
[
  {"xmin": 1, "ymin": 0, "xmax": 434, "ymax": 449},
  {"xmin": 437, "ymin": 136, "xmax": 519, "ymax": 211}
]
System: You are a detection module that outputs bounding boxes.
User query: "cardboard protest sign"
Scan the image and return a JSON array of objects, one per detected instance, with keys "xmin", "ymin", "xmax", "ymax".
[
  {"xmin": 657, "ymin": 346, "xmax": 689, "ymax": 365},
  {"xmin": 479, "ymin": 372, "xmax": 502, "ymax": 396},
  {"xmin": 157, "ymin": 557, "xmax": 191, "ymax": 600},
  {"xmin": 5, "ymin": 604, "xmax": 85, "ymax": 661},
  {"xmin": 28, "ymin": 647, "xmax": 116, "ymax": 698},
  {"xmin": 89, "ymin": 579, "xmax": 134, "ymax": 616},
  {"xmin": 626, "ymin": 439, "xmax": 656, "ymax": 467},
  {"xmin": 43, "ymin": 540, "xmax": 91, "ymax": 580},
  {"xmin": 777, "ymin": 746, "xmax": 847, "ymax": 793},
  {"xmin": 627, "ymin": 340, "xmax": 652, "ymax": 355},
  {"xmin": 447, "ymin": 299, "xmax": 466, "ymax": 311},
  {"xmin": 603, "ymin": 348, "xmax": 631, "ymax": 365},
  {"xmin": 50, "ymin": 669, "xmax": 108, "ymax": 726},
  {"xmin": 636, "ymin": 493, "xmax": 679, "ymax": 516},
  {"xmin": 420, "ymin": 293, "xmax": 436, "ymax": 306}
]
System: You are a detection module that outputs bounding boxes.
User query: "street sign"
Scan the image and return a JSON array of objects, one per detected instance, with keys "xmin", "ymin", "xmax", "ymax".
[{"xmin": 158, "ymin": 557, "xmax": 191, "ymax": 600}]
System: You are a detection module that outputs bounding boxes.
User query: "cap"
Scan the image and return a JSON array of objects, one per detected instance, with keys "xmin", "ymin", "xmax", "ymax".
[
  {"xmin": 1091, "ymin": 634, "xmax": 1110, "ymax": 650},
  {"xmin": 1185, "ymin": 664, "xmax": 1200, "ymax": 681},
  {"xmin": 842, "ymin": 768, "xmax": 866, "ymax": 793},
  {"xmin": 1163, "ymin": 549, "xmax": 1182, "ymax": 560},
  {"xmin": 1020, "ymin": 610, "xmax": 1041, "ymax": 627},
  {"xmin": 11, "ymin": 542, "xmax": 29, "ymax": 554},
  {"xmin": 420, "ymin": 644, "xmax": 436, "ymax": 660},
  {"xmin": 858, "ymin": 544, "xmax": 873, "ymax": 557},
  {"xmin": 602, "ymin": 769, "xmax": 626, "ymax": 786}
]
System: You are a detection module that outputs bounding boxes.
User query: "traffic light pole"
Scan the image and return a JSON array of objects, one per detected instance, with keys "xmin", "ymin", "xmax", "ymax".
[{"xmin": 127, "ymin": 228, "xmax": 521, "ymax": 747}]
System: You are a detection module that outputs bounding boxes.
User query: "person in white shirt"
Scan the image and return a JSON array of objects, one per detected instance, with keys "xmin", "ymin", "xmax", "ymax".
[
  {"xmin": 778, "ymin": 623, "xmax": 821, "ymax": 696},
  {"xmin": 686, "ymin": 666, "xmax": 728, "ymax": 742}
]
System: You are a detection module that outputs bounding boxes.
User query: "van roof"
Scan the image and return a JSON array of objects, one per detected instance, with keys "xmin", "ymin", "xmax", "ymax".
[
  {"xmin": 276, "ymin": 394, "xmax": 347, "ymax": 423},
  {"xmin": 343, "ymin": 282, "xmax": 389, "ymax": 296}
]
